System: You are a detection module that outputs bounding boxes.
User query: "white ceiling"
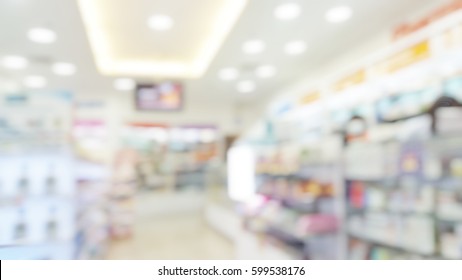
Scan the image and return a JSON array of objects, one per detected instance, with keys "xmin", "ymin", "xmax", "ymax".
[
  {"xmin": 78, "ymin": 0, "xmax": 247, "ymax": 78},
  {"xmin": 0, "ymin": 0, "xmax": 445, "ymax": 106}
]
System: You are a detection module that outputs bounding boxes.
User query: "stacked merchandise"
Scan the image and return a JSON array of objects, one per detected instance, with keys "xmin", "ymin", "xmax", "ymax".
[
  {"xmin": 73, "ymin": 120, "xmax": 110, "ymax": 259},
  {"xmin": 122, "ymin": 123, "xmax": 219, "ymax": 192},
  {"xmin": 433, "ymin": 135, "xmax": 462, "ymax": 259},
  {"xmin": 108, "ymin": 148, "xmax": 138, "ymax": 239},
  {"xmin": 0, "ymin": 91, "xmax": 75, "ymax": 259},
  {"xmin": 167, "ymin": 126, "xmax": 219, "ymax": 191},
  {"xmin": 244, "ymin": 137, "xmax": 341, "ymax": 259},
  {"xmin": 345, "ymin": 83, "xmax": 462, "ymax": 259},
  {"xmin": 123, "ymin": 123, "xmax": 169, "ymax": 191},
  {"xmin": 236, "ymin": 12, "xmax": 462, "ymax": 260},
  {"xmin": 432, "ymin": 97, "xmax": 462, "ymax": 259},
  {"xmin": 107, "ymin": 124, "xmax": 219, "ymax": 238},
  {"xmin": 136, "ymin": 154, "xmax": 166, "ymax": 191},
  {"xmin": 74, "ymin": 168, "xmax": 109, "ymax": 259}
]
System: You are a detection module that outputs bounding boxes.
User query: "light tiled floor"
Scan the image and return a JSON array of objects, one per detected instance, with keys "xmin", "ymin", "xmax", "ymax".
[{"xmin": 106, "ymin": 192, "xmax": 235, "ymax": 260}]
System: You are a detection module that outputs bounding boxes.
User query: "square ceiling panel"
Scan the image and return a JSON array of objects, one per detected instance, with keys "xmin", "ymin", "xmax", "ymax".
[{"xmin": 78, "ymin": 0, "xmax": 247, "ymax": 79}]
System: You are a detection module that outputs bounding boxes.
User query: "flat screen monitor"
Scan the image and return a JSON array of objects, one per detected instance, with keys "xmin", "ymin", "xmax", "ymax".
[{"xmin": 135, "ymin": 83, "xmax": 182, "ymax": 111}]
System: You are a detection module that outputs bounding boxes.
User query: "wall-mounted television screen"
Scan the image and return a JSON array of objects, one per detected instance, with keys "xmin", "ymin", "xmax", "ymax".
[{"xmin": 135, "ymin": 82, "xmax": 182, "ymax": 111}]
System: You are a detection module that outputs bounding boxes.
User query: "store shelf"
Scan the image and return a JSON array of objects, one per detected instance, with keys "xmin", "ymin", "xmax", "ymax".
[
  {"xmin": 0, "ymin": 240, "xmax": 72, "ymax": 249},
  {"xmin": 345, "ymin": 178, "xmax": 397, "ymax": 184},
  {"xmin": 379, "ymin": 112, "xmax": 428, "ymax": 123},
  {"xmin": 282, "ymin": 199, "xmax": 320, "ymax": 213},
  {"xmin": 348, "ymin": 231, "xmax": 438, "ymax": 258},
  {"xmin": 256, "ymin": 173, "xmax": 313, "ymax": 181},
  {"xmin": 347, "ymin": 208, "xmax": 434, "ymax": 218},
  {"xmin": 265, "ymin": 226, "xmax": 305, "ymax": 249},
  {"xmin": 258, "ymin": 194, "xmax": 319, "ymax": 213},
  {"xmin": 436, "ymin": 216, "xmax": 462, "ymax": 223}
]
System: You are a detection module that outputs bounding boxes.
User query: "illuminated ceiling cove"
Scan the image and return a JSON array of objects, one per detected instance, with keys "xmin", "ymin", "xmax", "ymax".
[{"xmin": 77, "ymin": 0, "xmax": 248, "ymax": 79}]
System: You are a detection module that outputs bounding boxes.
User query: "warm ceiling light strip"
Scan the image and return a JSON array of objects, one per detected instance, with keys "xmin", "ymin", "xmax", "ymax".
[
  {"xmin": 77, "ymin": 0, "xmax": 113, "ymax": 69},
  {"xmin": 77, "ymin": 0, "xmax": 248, "ymax": 79},
  {"xmin": 193, "ymin": 0, "xmax": 248, "ymax": 75}
]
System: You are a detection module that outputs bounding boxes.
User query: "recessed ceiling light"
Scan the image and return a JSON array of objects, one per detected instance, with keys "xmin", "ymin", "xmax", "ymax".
[
  {"xmin": 284, "ymin": 40, "xmax": 307, "ymax": 55},
  {"xmin": 114, "ymin": 78, "xmax": 135, "ymax": 91},
  {"xmin": 237, "ymin": 80, "xmax": 256, "ymax": 93},
  {"xmin": 242, "ymin": 40, "xmax": 265, "ymax": 54},
  {"xmin": 52, "ymin": 62, "xmax": 77, "ymax": 76},
  {"xmin": 219, "ymin": 68, "xmax": 239, "ymax": 81},
  {"xmin": 1, "ymin": 56, "xmax": 28, "ymax": 69},
  {"xmin": 326, "ymin": 6, "xmax": 353, "ymax": 23},
  {"xmin": 148, "ymin": 15, "xmax": 174, "ymax": 31},
  {"xmin": 274, "ymin": 3, "xmax": 301, "ymax": 20},
  {"xmin": 256, "ymin": 65, "xmax": 276, "ymax": 78},
  {"xmin": 28, "ymin": 27, "xmax": 57, "ymax": 44},
  {"xmin": 24, "ymin": 75, "xmax": 47, "ymax": 88}
]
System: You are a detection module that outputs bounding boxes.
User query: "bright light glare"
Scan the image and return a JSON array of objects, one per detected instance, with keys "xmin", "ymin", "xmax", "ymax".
[
  {"xmin": 326, "ymin": 6, "xmax": 353, "ymax": 23},
  {"xmin": 24, "ymin": 76, "xmax": 47, "ymax": 88},
  {"xmin": 274, "ymin": 3, "xmax": 301, "ymax": 20},
  {"xmin": 237, "ymin": 80, "xmax": 256, "ymax": 93},
  {"xmin": 114, "ymin": 78, "xmax": 135, "ymax": 91},
  {"xmin": 285, "ymin": 40, "xmax": 307, "ymax": 55},
  {"xmin": 227, "ymin": 145, "xmax": 256, "ymax": 202},
  {"xmin": 28, "ymin": 27, "xmax": 57, "ymax": 44},
  {"xmin": 147, "ymin": 15, "xmax": 174, "ymax": 31},
  {"xmin": 219, "ymin": 67, "xmax": 239, "ymax": 81},
  {"xmin": 1, "ymin": 56, "xmax": 29, "ymax": 69},
  {"xmin": 256, "ymin": 65, "xmax": 276, "ymax": 78},
  {"xmin": 52, "ymin": 62, "xmax": 77, "ymax": 76},
  {"xmin": 242, "ymin": 40, "xmax": 265, "ymax": 54}
]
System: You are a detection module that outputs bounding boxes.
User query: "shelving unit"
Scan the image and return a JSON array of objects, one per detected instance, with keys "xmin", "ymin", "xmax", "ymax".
[
  {"xmin": 229, "ymin": 9, "xmax": 462, "ymax": 260},
  {"xmin": 175, "ymin": 165, "xmax": 208, "ymax": 191},
  {"xmin": 109, "ymin": 149, "xmax": 138, "ymax": 240},
  {"xmin": 344, "ymin": 98, "xmax": 462, "ymax": 259},
  {"xmin": 74, "ymin": 161, "xmax": 110, "ymax": 259},
  {"xmin": 0, "ymin": 91, "xmax": 76, "ymax": 260},
  {"xmin": 72, "ymin": 120, "xmax": 111, "ymax": 259},
  {"xmin": 242, "ymin": 137, "xmax": 343, "ymax": 260}
]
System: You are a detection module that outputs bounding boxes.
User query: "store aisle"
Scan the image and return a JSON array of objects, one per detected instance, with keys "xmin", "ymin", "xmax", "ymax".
[{"xmin": 106, "ymin": 192, "xmax": 235, "ymax": 260}]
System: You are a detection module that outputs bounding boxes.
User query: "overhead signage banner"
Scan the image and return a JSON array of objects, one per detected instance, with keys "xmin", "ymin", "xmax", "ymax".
[
  {"xmin": 333, "ymin": 69, "xmax": 366, "ymax": 92},
  {"xmin": 299, "ymin": 91, "xmax": 321, "ymax": 106},
  {"xmin": 375, "ymin": 41, "xmax": 431, "ymax": 75},
  {"xmin": 389, "ymin": 41, "xmax": 431, "ymax": 73}
]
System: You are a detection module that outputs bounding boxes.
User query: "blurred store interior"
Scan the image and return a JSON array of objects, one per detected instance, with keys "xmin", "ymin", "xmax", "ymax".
[{"xmin": 2, "ymin": 0, "xmax": 462, "ymax": 260}]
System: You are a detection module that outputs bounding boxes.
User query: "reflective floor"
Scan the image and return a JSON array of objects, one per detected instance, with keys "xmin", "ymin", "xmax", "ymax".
[{"xmin": 107, "ymin": 192, "xmax": 234, "ymax": 260}]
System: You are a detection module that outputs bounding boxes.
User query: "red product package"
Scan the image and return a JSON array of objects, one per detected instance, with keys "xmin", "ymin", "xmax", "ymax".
[
  {"xmin": 350, "ymin": 181, "xmax": 365, "ymax": 208},
  {"xmin": 297, "ymin": 214, "xmax": 338, "ymax": 235}
]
